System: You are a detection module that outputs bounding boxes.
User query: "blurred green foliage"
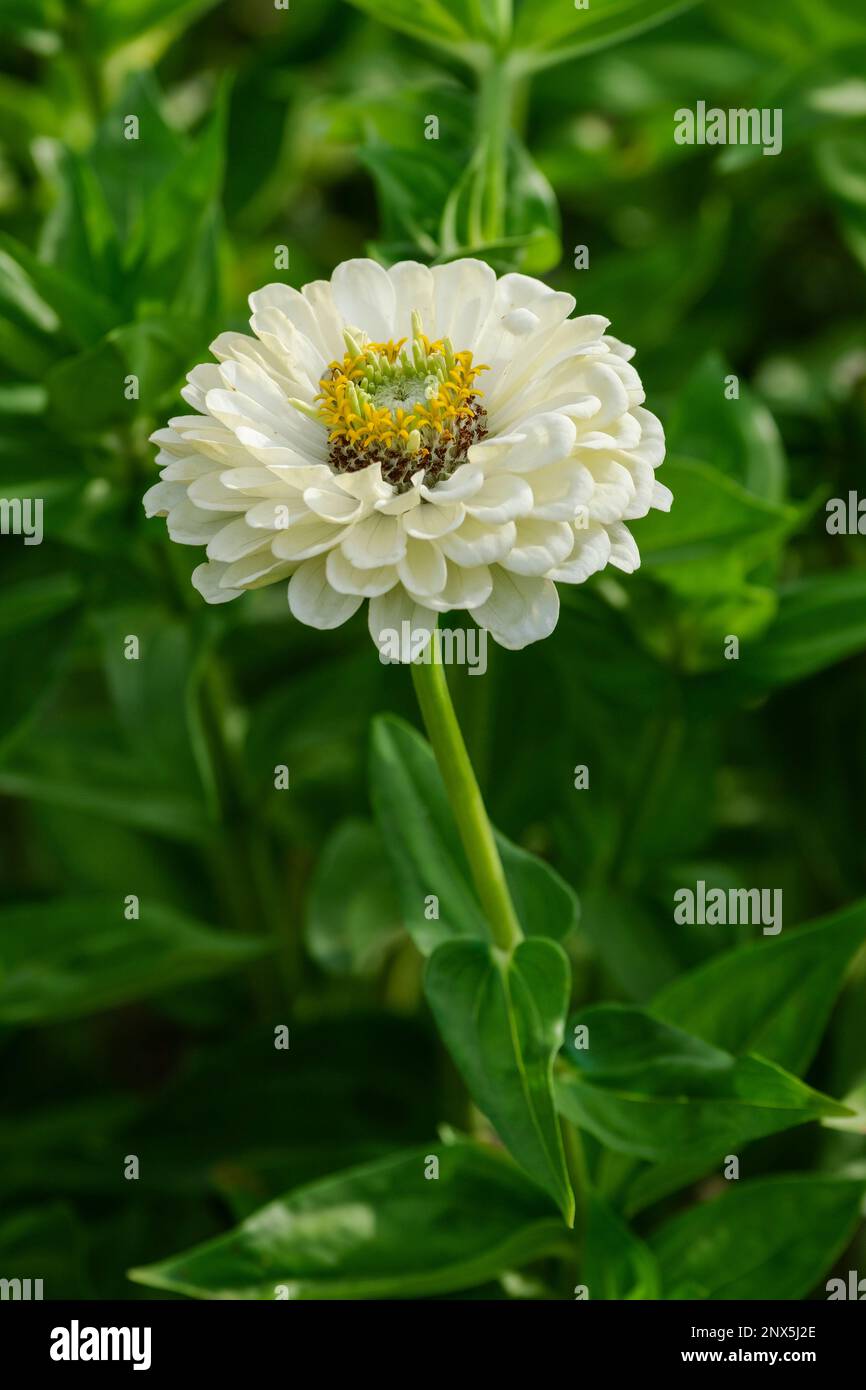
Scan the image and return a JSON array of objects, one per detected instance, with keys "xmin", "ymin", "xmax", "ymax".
[{"xmin": 1, "ymin": 0, "xmax": 866, "ymax": 1300}]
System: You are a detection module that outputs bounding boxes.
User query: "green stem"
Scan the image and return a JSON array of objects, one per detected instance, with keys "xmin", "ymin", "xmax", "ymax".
[
  {"xmin": 476, "ymin": 54, "xmax": 514, "ymax": 244},
  {"xmin": 411, "ymin": 652, "xmax": 522, "ymax": 954}
]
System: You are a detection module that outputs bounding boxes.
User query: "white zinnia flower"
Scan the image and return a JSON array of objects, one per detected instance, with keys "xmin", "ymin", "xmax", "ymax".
[{"xmin": 144, "ymin": 258, "xmax": 670, "ymax": 654}]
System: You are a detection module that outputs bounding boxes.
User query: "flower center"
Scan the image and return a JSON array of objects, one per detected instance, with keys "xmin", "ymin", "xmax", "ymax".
[{"xmin": 294, "ymin": 313, "xmax": 489, "ymax": 490}]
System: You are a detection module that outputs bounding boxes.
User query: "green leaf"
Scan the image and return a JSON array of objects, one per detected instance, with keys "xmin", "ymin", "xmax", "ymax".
[
  {"xmin": 38, "ymin": 146, "xmax": 121, "ymax": 296},
  {"xmin": 0, "ymin": 898, "xmax": 269, "ymax": 1024},
  {"xmin": 306, "ymin": 819, "xmax": 404, "ymax": 976},
  {"xmin": 555, "ymin": 1005, "xmax": 848, "ymax": 1162},
  {"xmin": 342, "ymin": 0, "xmax": 489, "ymax": 65},
  {"xmin": 583, "ymin": 1194, "xmax": 660, "ymax": 1299},
  {"xmin": 439, "ymin": 135, "xmax": 561, "ymax": 273},
  {"xmin": 0, "ymin": 234, "xmax": 117, "ymax": 348},
  {"xmin": 649, "ymin": 1176, "xmax": 866, "ymax": 1299},
  {"xmin": 46, "ymin": 318, "xmax": 206, "ymax": 430},
  {"xmin": 0, "ymin": 728, "xmax": 212, "ymax": 846},
  {"xmin": 632, "ymin": 455, "xmax": 798, "ymax": 597},
  {"xmin": 667, "ymin": 352, "xmax": 787, "ymax": 502},
  {"xmin": 87, "ymin": 0, "xmax": 224, "ymax": 53},
  {"xmin": 92, "ymin": 604, "xmax": 215, "ymax": 801},
  {"xmin": 425, "ymin": 937, "xmax": 574, "ymax": 1221},
  {"xmin": 361, "ymin": 144, "xmax": 461, "ymax": 264},
  {"xmin": 512, "ymin": 0, "xmax": 704, "ymax": 73},
  {"xmin": 652, "ymin": 899, "xmax": 866, "ymax": 1074},
  {"xmin": 129, "ymin": 1141, "xmax": 567, "ymax": 1299},
  {"xmin": 727, "ymin": 572, "xmax": 866, "ymax": 691},
  {"xmin": 370, "ymin": 715, "xmax": 578, "ymax": 954},
  {"xmin": 0, "ymin": 574, "xmax": 81, "ymax": 753}
]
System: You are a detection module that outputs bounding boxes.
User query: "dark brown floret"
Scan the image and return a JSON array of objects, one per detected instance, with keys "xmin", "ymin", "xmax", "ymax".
[{"xmin": 328, "ymin": 401, "xmax": 488, "ymax": 492}]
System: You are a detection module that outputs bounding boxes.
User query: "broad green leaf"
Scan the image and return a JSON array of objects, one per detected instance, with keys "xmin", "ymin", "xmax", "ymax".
[
  {"xmin": 425, "ymin": 937, "xmax": 574, "ymax": 1221},
  {"xmin": 583, "ymin": 1194, "xmax": 660, "ymax": 1299},
  {"xmin": 46, "ymin": 318, "xmax": 207, "ymax": 430},
  {"xmin": 652, "ymin": 899, "xmax": 866, "ymax": 1074},
  {"xmin": 361, "ymin": 144, "xmax": 455, "ymax": 263},
  {"xmin": 370, "ymin": 715, "xmax": 578, "ymax": 953},
  {"xmin": 512, "ymin": 0, "xmax": 704, "ymax": 73},
  {"xmin": 727, "ymin": 572, "xmax": 866, "ymax": 690},
  {"xmin": 649, "ymin": 1176, "xmax": 865, "ymax": 1299},
  {"xmin": 129, "ymin": 1141, "xmax": 568, "ymax": 1299},
  {"xmin": 0, "ymin": 730, "xmax": 211, "ymax": 846},
  {"xmin": 0, "ymin": 574, "xmax": 81, "ymax": 752},
  {"xmin": 92, "ymin": 604, "xmax": 213, "ymax": 801},
  {"xmin": 555, "ymin": 1005, "xmax": 848, "ymax": 1161},
  {"xmin": 0, "ymin": 898, "xmax": 269, "ymax": 1024},
  {"xmin": 667, "ymin": 352, "xmax": 787, "ymax": 502},
  {"xmin": 632, "ymin": 455, "xmax": 798, "ymax": 597},
  {"xmin": 306, "ymin": 819, "xmax": 404, "ymax": 975}
]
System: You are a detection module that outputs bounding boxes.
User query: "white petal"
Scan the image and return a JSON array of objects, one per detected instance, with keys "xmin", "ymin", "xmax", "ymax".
[
  {"xmin": 632, "ymin": 407, "xmax": 666, "ymax": 467},
  {"xmin": 303, "ymin": 484, "xmax": 365, "ymax": 524},
  {"xmin": 403, "ymin": 501, "xmax": 464, "ymax": 539},
  {"xmin": 387, "ymin": 261, "xmax": 435, "ymax": 338},
  {"xmin": 221, "ymin": 553, "xmax": 296, "ymax": 589},
  {"xmin": 607, "ymin": 522, "xmax": 641, "ymax": 573},
  {"xmin": 288, "ymin": 554, "xmax": 363, "ymax": 630},
  {"xmin": 206, "ymin": 517, "xmax": 273, "ymax": 562},
  {"xmin": 583, "ymin": 458, "xmax": 637, "ymax": 524},
  {"xmin": 500, "ymin": 520, "xmax": 575, "ymax": 576},
  {"xmin": 338, "ymin": 461, "xmax": 393, "ymax": 505},
  {"xmin": 473, "ymin": 413, "xmax": 576, "ymax": 475},
  {"xmin": 548, "ymin": 523, "xmax": 612, "ymax": 583},
  {"xmin": 397, "ymin": 538, "xmax": 447, "ymax": 597},
  {"xmin": 340, "ymin": 512, "xmax": 407, "ymax": 569},
  {"xmin": 166, "ymin": 500, "xmax": 224, "ymax": 546},
  {"xmin": 472, "ymin": 570, "xmax": 560, "ymax": 650},
  {"xmin": 464, "ymin": 474, "xmax": 534, "ymax": 524},
  {"xmin": 368, "ymin": 587, "xmax": 437, "ymax": 662},
  {"xmin": 440, "ymin": 563, "xmax": 493, "ymax": 610},
  {"xmin": 529, "ymin": 459, "xmax": 594, "ymax": 520},
  {"xmin": 421, "ymin": 465, "xmax": 484, "ymax": 503},
  {"xmin": 651, "ymin": 480, "xmax": 673, "ymax": 512},
  {"xmin": 187, "ymin": 473, "xmax": 250, "ymax": 512},
  {"xmin": 431, "ymin": 258, "xmax": 497, "ymax": 345},
  {"xmin": 192, "ymin": 561, "xmax": 244, "ymax": 604},
  {"xmin": 245, "ymin": 497, "xmax": 310, "ymax": 530},
  {"xmin": 326, "ymin": 548, "xmax": 398, "ymax": 598},
  {"xmin": 439, "ymin": 517, "xmax": 517, "ymax": 566},
  {"xmin": 331, "ymin": 258, "xmax": 396, "ymax": 341},
  {"xmin": 271, "ymin": 515, "xmax": 345, "ymax": 560},
  {"xmin": 143, "ymin": 480, "xmax": 186, "ymax": 517}
]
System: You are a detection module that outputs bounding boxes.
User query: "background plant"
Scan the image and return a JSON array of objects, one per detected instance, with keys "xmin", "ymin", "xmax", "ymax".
[{"xmin": 1, "ymin": 0, "xmax": 866, "ymax": 1300}]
